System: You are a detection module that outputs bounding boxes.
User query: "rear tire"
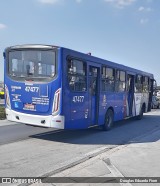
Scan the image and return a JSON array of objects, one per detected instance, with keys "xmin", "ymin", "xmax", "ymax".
[{"xmin": 103, "ymin": 109, "xmax": 114, "ymax": 131}]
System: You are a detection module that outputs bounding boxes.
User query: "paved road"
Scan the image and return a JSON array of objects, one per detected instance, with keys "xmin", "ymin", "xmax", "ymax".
[
  {"xmin": 0, "ymin": 110, "xmax": 160, "ymax": 179},
  {"xmin": 0, "ymin": 120, "xmax": 58, "ymax": 145},
  {"xmin": 49, "ymin": 121, "xmax": 160, "ymax": 186}
]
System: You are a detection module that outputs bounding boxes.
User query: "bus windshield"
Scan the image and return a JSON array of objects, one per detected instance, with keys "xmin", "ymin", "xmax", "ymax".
[{"xmin": 8, "ymin": 50, "xmax": 56, "ymax": 81}]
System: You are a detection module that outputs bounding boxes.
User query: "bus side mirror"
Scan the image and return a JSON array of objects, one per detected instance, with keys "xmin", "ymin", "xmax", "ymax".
[{"xmin": 3, "ymin": 52, "xmax": 6, "ymax": 59}]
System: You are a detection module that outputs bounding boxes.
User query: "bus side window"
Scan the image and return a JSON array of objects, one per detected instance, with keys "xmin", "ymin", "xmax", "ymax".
[
  {"xmin": 68, "ymin": 59, "xmax": 87, "ymax": 92},
  {"xmin": 143, "ymin": 76, "xmax": 149, "ymax": 93},
  {"xmin": 115, "ymin": 70, "xmax": 126, "ymax": 92},
  {"xmin": 127, "ymin": 75, "xmax": 130, "ymax": 92},
  {"xmin": 149, "ymin": 79, "xmax": 153, "ymax": 92},
  {"xmin": 101, "ymin": 66, "xmax": 115, "ymax": 92},
  {"xmin": 135, "ymin": 75, "xmax": 142, "ymax": 93}
]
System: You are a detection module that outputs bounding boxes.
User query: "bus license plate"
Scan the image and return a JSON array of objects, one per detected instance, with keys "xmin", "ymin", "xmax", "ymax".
[{"xmin": 24, "ymin": 103, "xmax": 35, "ymax": 110}]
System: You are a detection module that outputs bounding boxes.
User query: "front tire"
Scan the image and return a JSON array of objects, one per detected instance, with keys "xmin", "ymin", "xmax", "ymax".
[
  {"xmin": 137, "ymin": 106, "xmax": 144, "ymax": 120},
  {"xmin": 103, "ymin": 109, "xmax": 114, "ymax": 131}
]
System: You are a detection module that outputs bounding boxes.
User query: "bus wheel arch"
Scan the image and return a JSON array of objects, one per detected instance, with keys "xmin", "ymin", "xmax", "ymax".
[{"xmin": 103, "ymin": 107, "xmax": 114, "ymax": 131}]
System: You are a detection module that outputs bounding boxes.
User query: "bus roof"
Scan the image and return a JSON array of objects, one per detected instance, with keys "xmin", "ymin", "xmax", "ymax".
[
  {"xmin": 61, "ymin": 47, "xmax": 154, "ymax": 79},
  {"xmin": 6, "ymin": 44, "xmax": 154, "ymax": 79},
  {"xmin": 7, "ymin": 44, "xmax": 59, "ymax": 50}
]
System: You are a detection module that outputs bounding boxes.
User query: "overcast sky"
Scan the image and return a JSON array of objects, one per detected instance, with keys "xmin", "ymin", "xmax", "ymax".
[{"xmin": 0, "ymin": 0, "xmax": 160, "ymax": 83}]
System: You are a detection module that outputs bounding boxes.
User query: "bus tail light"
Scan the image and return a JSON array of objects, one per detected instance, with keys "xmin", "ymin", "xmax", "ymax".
[
  {"xmin": 5, "ymin": 85, "xmax": 11, "ymax": 109},
  {"xmin": 52, "ymin": 89, "xmax": 61, "ymax": 115}
]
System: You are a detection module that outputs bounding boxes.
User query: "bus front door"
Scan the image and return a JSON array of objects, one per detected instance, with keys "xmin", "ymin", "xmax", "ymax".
[{"xmin": 89, "ymin": 66, "xmax": 100, "ymax": 126}]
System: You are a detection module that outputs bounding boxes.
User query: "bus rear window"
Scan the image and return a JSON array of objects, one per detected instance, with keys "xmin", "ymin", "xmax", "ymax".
[{"xmin": 8, "ymin": 50, "xmax": 56, "ymax": 81}]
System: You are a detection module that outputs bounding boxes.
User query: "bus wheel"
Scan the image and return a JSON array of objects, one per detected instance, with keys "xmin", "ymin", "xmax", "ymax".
[
  {"xmin": 103, "ymin": 109, "xmax": 114, "ymax": 131},
  {"xmin": 137, "ymin": 106, "xmax": 144, "ymax": 120}
]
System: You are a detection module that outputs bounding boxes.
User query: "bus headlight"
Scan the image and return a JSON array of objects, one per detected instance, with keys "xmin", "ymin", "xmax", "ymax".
[
  {"xmin": 5, "ymin": 85, "xmax": 11, "ymax": 109},
  {"xmin": 52, "ymin": 88, "xmax": 61, "ymax": 115}
]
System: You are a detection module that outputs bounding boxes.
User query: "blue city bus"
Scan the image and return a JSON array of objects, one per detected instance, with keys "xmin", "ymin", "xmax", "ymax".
[{"xmin": 4, "ymin": 45, "xmax": 154, "ymax": 130}]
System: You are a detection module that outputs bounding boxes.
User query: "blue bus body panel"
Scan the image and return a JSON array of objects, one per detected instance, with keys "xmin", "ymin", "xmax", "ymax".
[
  {"xmin": 61, "ymin": 48, "xmax": 151, "ymax": 129},
  {"xmin": 6, "ymin": 81, "xmax": 52, "ymax": 115},
  {"xmin": 62, "ymin": 48, "xmax": 126, "ymax": 129},
  {"xmin": 98, "ymin": 92, "xmax": 125, "ymax": 124},
  {"xmin": 62, "ymin": 49, "xmax": 90, "ymax": 129},
  {"xmin": 4, "ymin": 45, "xmax": 154, "ymax": 129}
]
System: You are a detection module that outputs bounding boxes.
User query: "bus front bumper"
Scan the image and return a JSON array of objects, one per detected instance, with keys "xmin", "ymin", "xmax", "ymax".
[{"xmin": 5, "ymin": 108, "xmax": 65, "ymax": 129}]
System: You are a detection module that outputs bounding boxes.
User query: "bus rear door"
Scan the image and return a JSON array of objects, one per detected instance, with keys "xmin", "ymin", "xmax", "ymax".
[{"xmin": 127, "ymin": 74, "xmax": 135, "ymax": 117}]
